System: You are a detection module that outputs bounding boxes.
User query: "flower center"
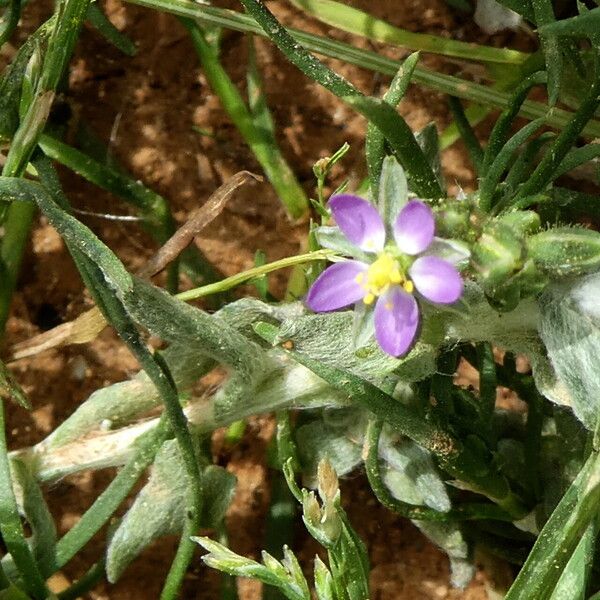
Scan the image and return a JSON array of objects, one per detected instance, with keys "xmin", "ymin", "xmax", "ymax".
[{"xmin": 355, "ymin": 253, "xmax": 414, "ymax": 305}]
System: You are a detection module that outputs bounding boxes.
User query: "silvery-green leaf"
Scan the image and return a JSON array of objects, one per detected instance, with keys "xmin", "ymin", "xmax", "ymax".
[
  {"xmin": 106, "ymin": 439, "xmax": 236, "ymax": 582},
  {"xmin": 296, "ymin": 409, "xmax": 366, "ymax": 486},
  {"xmin": 379, "ymin": 427, "xmax": 451, "ymax": 513},
  {"xmin": 474, "ymin": 0, "xmax": 522, "ymax": 34},
  {"xmin": 201, "ymin": 465, "xmax": 238, "ymax": 529},
  {"xmin": 275, "ymin": 312, "xmax": 435, "ymax": 382},
  {"xmin": 46, "ymin": 297, "xmax": 304, "ymax": 450},
  {"xmin": 416, "ymin": 521, "xmax": 474, "ymax": 588},
  {"xmin": 377, "ymin": 155, "xmax": 408, "ymax": 233},
  {"xmin": 538, "ymin": 274, "xmax": 600, "ymax": 430},
  {"xmin": 106, "ymin": 439, "xmax": 187, "ymax": 582}
]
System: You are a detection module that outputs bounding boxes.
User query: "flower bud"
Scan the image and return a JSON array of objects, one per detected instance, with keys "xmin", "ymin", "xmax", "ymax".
[
  {"xmin": 434, "ymin": 199, "xmax": 475, "ymax": 241},
  {"xmin": 498, "ymin": 210, "xmax": 540, "ymax": 237},
  {"xmin": 471, "ymin": 221, "xmax": 525, "ymax": 291},
  {"xmin": 302, "ymin": 489, "xmax": 342, "ymax": 546},
  {"xmin": 528, "ymin": 227, "xmax": 600, "ymax": 277},
  {"xmin": 317, "ymin": 459, "xmax": 339, "ymax": 504}
]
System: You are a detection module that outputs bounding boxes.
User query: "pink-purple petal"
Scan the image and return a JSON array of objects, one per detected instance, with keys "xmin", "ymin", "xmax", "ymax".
[
  {"xmin": 393, "ymin": 200, "xmax": 435, "ymax": 255},
  {"xmin": 374, "ymin": 287, "xmax": 420, "ymax": 357},
  {"xmin": 306, "ymin": 260, "xmax": 368, "ymax": 312},
  {"xmin": 409, "ymin": 256, "xmax": 463, "ymax": 304},
  {"xmin": 328, "ymin": 194, "xmax": 385, "ymax": 253}
]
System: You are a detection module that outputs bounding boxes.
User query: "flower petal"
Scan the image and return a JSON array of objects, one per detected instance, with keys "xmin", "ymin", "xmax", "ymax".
[
  {"xmin": 306, "ymin": 260, "xmax": 368, "ymax": 312},
  {"xmin": 328, "ymin": 194, "xmax": 385, "ymax": 253},
  {"xmin": 409, "ymin": 256, "xmax": 463, "ymax": 304},
  {"xmin": 393, "ymin": 200, "xmax": 435, "ymax": 255},
  {"xmin": 374, "ymin": 287, "xmax": 420, "ymax": 357}
]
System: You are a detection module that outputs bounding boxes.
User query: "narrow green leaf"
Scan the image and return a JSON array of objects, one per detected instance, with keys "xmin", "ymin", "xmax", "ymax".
[
  {"xmin": 447, "ymin": 96, "xmax": 484, "ymax": 174},
  {"xmin": 11, "ymin": 460, "xmax": 57, "ymax": 576},
  {"xmin": 182, "ymin": 19, "xmax": 308, "ymax": 219},
  {"xmin": 479, "ymin": 117, "xmax": 546, "ymax": 212},
  {"xmin": 539, "ymin": 8, "xmax": 600, "ymax": 37},
  {"xmin": 505, "ymin": 450, "xmax": 600, "ymax": 600},
  {"xmin": 532, "ymin": 0, "xmax": 562, "ymax": 105},
  {"xmin": 86, "ymin": 3, "xmax": 136, "ymax": 55},
  {"xmin": 551, "ymin": 143, "xmax": 600, "ymax": 182},
  {"xmin": 549, "ymin": 519, "xmax": 595, "ymax": 600},
  {"xmin": 481, "ymin": 71, "xmax": 547, "ymax": 177},
  {"xmin": 0, "ymin": 0, "xmax": 21, "ymax": 48},
  {"xmin": 514, "ymin": 76, "xmax": 600, "ymax": 203},
  {"xmin": 238, "ymin": 0, "xmax": 441, "ymax": 200},
  {"xmin": 366, "ymin": 52, "xmax": 419, "ymax": 197},
  {"xmin": 287, "ymin": 0, "xmax": 528, "ymax": 65},
  {"xmin": 0, "ymin": 401, "xmax": 47, "ymax": 598}
]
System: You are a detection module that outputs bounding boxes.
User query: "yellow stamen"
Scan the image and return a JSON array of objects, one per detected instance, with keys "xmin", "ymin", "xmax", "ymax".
[{"xmin": 360, "ymin": 253, "xmax": 412, "ymax": 303}]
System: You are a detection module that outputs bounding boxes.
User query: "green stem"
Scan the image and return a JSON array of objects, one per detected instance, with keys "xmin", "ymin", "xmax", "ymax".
[
  {"xmin": 0, "ymin": 202, "xmax": 37, "ymax": 336},
  {"xmin": 182, "ymin": 20, "xmax": 308, "ymax": 220},
  {"xmin": 176, "ymin": 249, "xmax": 335, "ymax": 301},
  {"xmin": 0, "ymin": 400, "xmax": 48, "ymax": 598},
  {"xmin": 160, "ymin": 515, "xmax": 198, "ymax": 599}
]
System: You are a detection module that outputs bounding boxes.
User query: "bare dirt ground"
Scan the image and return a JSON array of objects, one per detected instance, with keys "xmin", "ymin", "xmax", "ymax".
[{"xmin": 4, "ymin": 1, "xmax": 534, "ymax": 597}]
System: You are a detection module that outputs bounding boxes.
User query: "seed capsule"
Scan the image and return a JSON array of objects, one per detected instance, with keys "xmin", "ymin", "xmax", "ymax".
[{"xmin": 528, "ymin": 227, "xmax": 600, "ymax": 277}]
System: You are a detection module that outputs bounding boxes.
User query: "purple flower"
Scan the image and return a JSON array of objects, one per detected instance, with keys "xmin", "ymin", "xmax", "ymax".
[{"xmin": 306, "ymin": 194, "xmax": 463, "ymax": 357}]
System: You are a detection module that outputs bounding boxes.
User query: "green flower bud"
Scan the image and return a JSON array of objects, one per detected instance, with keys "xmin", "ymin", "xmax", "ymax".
[
  {"xmin": 302, "ymin": 489, "xmax": 342, "ymax": 547},
  {"xmin": 498, "ymin": 210, "xmax": 541, "ymax": 237},
  {"xmin": 528, "ymin": 227, "xmax": 600, "ymax": 277},
  {"xmin": 434, "ymin": 199, "xmax": 476, "ymax": 241},
  {"xmin": 471, "ymin": 221, "xmax": 525, "ymax": 291}
]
